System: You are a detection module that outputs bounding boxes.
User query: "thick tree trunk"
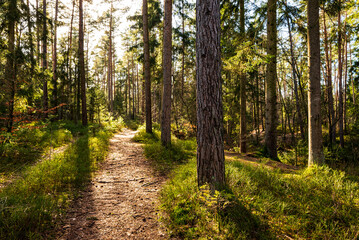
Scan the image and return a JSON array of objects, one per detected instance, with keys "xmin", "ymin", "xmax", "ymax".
[
  {"xmin": 42, "ymin": 0, "xmax": 48, "ymax": 118},
  {"xmin": 239, "ymin": 0, "xmax": 247, "ymax": 153},
  {"xmin": 265, "ymin": 0, "xmax": 277, "ymax": 159},
  {"xmin": 196, "ymin": 0, "xmax": 225, "ymax": 190},
  {"xmin": 79, "ymin": 0, "xmax": 87, "ymax": 126},
  {"xmin": 161, "ymin": 0, "xmax": 173, "ymax": 146},
  {"xmin": 143, "ymin": 0, "xmax": 152, "ymax": 133},
  {"xmin": 307, "ymin": 0, "xmax": 324, "ymax": 166}
]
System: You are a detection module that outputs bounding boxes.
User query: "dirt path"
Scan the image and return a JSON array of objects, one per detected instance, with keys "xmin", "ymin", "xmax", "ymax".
[{"xmin": 56, "ymin": 129, "xmax": 168, "ymax": 240}]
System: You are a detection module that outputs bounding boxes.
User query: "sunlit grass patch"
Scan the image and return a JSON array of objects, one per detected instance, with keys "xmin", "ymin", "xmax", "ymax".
[
  {"xmin": 0, "ymin": 119, "xmax": 123, "ymax": 239},
  {"xmin": 141, "ymin": 131, "xmax": 359, "ymax": 239}
]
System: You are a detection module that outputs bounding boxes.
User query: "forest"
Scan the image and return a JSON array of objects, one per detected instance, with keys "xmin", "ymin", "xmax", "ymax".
[{"xmin": 0, "ymin": 0, "xmax": 359, "ymax": 239}]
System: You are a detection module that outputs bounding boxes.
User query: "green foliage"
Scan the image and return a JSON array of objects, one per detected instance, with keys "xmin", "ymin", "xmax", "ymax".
[
  {"xmin": 133, "ymin": 125, "xmax": 196, "ymax": 174},
  {"xmin": 0, "ymin": 120, "xmax": 123, "ymax": 239}
]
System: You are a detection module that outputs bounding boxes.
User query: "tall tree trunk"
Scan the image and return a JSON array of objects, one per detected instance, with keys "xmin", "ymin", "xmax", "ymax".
[
  {"xmin": 36, "ymin": 0, "xmax": 41, "ymax": 62},
  {"xmin": 52, "ymin": 0, "xmax": 59, "ymax": 113},
  {"xmin": 196, "ymin": 0, "xmax": 225, "ymax": 190},
  {"xmin": 5, "ymin": 0, "xmax": 17, "ymax": 132},
  {"xmin": 337, "ymin": 2, "xmax": 344, "ymax": 148},
  {"xmin": 42, "ymin": 0, "xmax": 48, "ymax": 118},
  {"xmin": 26, "ymin": 0, "xmax": 35, "ymax": 74},
  {"xmin": 161, "ymin": 0, "xmax": 173, "ymax": 146},
  {"xmin": 79, "ymin": 0, "xmax": 87, "ymax": 126},
  {"xmin": 108, "ymin": 6, "xmax": 113, "ymax": 113},
  {"xmin": 132, "ymin": 55, "xmax": 135, "ymax": 119},
  {"xmin": 307, "ymin": 0, "xmax": 324, "ymax": 166},
  {"xmin": 265, "ymin": 0, "xmax": 277, "ymax": 159},
  {"xmin": 143, "ymin": 0, "xmax": 152, "ymax": 133},
  {"xmin": 323, "ymin": 11, "xmax": 335, "ymax": 147},
  {"xmin": 239, "ymin": 0, "xmax": 247, "ymax": 153}
]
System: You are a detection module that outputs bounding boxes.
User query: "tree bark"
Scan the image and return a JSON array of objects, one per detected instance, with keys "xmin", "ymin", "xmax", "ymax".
[
  {"xmin": 196, "ymin": 0, "xmax": 225, "ymax": 190},
  {"xmin": 307, "ymin": 0, "xmax": 324, "ymax": 166},
  {"xmin": 265, "ymin": 0, "xmax": 277, "ymax": 159},
  {"xmin": 5, "ymin": 0, "xmax": 17, "ymax": 132},
  {"xmin": 52, "ymin": 0, "xmax": 59, "ymax": 113},
  {"xmin": 42, "ymin": 0, "xmax": 48, "ymax": 118},
  {"xmin": 161, "ymin": 0, "xmax": 173, "ymax": 146},
  {"xmin": 26, "ymin": 0, "xmax": 35, "ymax": 74},
  {"xmin": 79, "ymin": 0, "xmax": 87, "ymax": 126},
  {"xmin": 337, "ymin": 2, "xmax": 344, "ymax": 148},
  {"xmin": 239, "ymin": 0, "xmax": 247, "ymax": 153},
  {"xmin": 143, "ymin": 0, "xmax": 152, "ymax": 133}
]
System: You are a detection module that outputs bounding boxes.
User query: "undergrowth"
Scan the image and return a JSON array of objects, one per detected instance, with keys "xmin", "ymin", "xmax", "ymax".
[
  {"xmin": 135, "ymin": 128, "xmax": 359, "ymax": 239},
  {"xmin": 0, "ymin": 118, "xmax": 124, "ymax": 239}
]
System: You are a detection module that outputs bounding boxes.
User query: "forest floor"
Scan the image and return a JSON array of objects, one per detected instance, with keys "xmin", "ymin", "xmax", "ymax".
[{"xmin": 55, "ymin": 129, "xmax": 168, "ymax": 240}]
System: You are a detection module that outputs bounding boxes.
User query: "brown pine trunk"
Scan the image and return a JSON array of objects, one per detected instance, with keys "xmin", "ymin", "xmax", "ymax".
[
  {"xmin": 143, "ymin": 0, "xmax": 152, "ymax": 133},
  {"xmin": 52, "ymin": 0, "xmax": 59, "ymax": 113},
  {"xmin": 161, "ymin": 0, "xmax": 173, "ymax": 146},
  {"xmin": 337, "ymin": 3, "xmax": 344, "ymax": 148},
  {"xmin": 108, "ymin": 7, "xmax": 113, "ymax": 113},
  {"xmin": 26, "ymin": 0, "xmax": 35, "ymax": 74},
  {"xmin": 239, "ymin": 0, "xmax": 247, "ymax": 153},
  {"xmin": 265, "ymin": 0, "xmax": 277, "ymax": 159},
  {"xmin": 307, "ymin": 0, "xmax": 324, "ymax": 165},
  {"xmin": 42, "ymin": 0, "xmax": 48, "ymax": 118},
  {"xmin": 196, "ymin": 0, "xmax": 225, "ymax": 190},
  {"xmin": 79, "ymin": 0, "xmax": 87, "ymax": 126},
  {"xmin": 5, "ymin": 0, "xmax": 16, "ymax": 132}
]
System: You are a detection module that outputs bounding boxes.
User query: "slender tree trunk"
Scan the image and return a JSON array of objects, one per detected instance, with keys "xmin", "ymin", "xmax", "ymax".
[
  {"xmin": 26, "ymin": 0, "xmax": 35, "ymax": 74},
  {"xmin": 108, "ymin": 6, "xmax": 113, "ymax": 113},
  {"xmin": 42, "ymin": 0, "xmax": 48, "ymax": 118},
  {"xmin": 323, "ymin": 11, "xmax": 335, "ymax": 147},
  {"xmin": 161, "ymin": 0, "xmax": 173, "ymax": 146},
  {"xmin": 286, "ymin": 16, "xmax": 305, "ymax": 141},
  {"xmin": 143, "ymin": 0, "xmax": 152, "ymax": 133},
  {"xmin": 307, "ymin": 0, "xmax": 324, "ymax": 166},
  {"xmin": 265, "ymin": 0, "xmax": 277, "ymax": 159},
  {"xmin": 239, "ymin": 0, "xmax": 247, "ymax": 153},
  {"xmin": 337, "ymin": 3, "xmax": 344, "ymax": 147},
  {"xmin": 196, "ymin": 0, "xmax": 225, "ymax": 190},
  {"xmin": 52, "ymin": 0, "xmax": 59, "ymax": 114},
  {"xmin": 5, "ymin": 0, "xmax": 17, "ymax": 132},
  {"xmin": 132, "ymin": 55, "xmax": 135, "ymax": 119},
  {"xmin": 36, "ymin": 0, "xmax": 41, "ymax": 62},
  {"xmin": 79, "ymin": 0, "xmax": 87, "ymax": 126}
]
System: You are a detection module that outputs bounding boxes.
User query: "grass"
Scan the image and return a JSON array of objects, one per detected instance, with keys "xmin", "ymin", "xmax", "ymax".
[
  {"xmin": 134, "ymin": 127, "xmax": 359, "ymax": 239},
  {"xmin": 0, "ymin": 118, "xmax": 124, "ymax": 239},
  {"xmin": 0, "ymin": 121, "xmax": 86, "ymax": 186}
]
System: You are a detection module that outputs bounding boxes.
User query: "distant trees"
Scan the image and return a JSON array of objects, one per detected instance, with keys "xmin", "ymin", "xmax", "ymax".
[{"xmin": 196, "ymin": 0, "xmax": 225, "ymax": 189}]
